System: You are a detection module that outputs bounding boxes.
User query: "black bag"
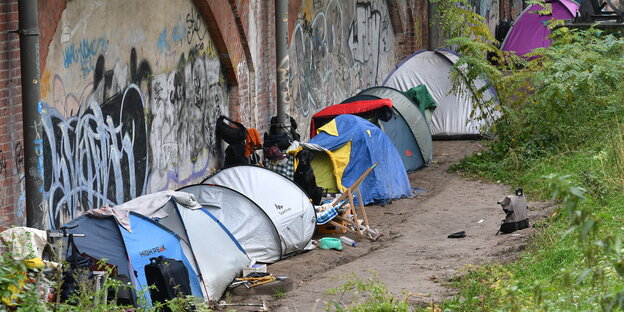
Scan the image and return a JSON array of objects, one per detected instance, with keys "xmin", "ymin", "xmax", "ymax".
[
  {"xmin": 264, "ymin": 132, "xmax": 292, "ymax": 150},
  {"xmin": 61, "ymin": 234, "xmax": 95, "ymax": 302},
  {"xmin": 224, "ymin": 142, "xmax": 249, "ymax": 167},
  {"xmin": 216, "ymin": 115, "xmax": 247, "ymax": 145},
  {"xmin": 497, "ymin": 188, "xmax": 530, "ymax": 234},
  {"xmin": 144, "ymin": 256, "xmax": 192, "ymax": 307},
  {"xmin": 269, "ymin": 114, "xmax": 300, "ymax": 141},
  {"xmin": 107, "ymin": 274, "xmax": 136, "ymax": 307}
]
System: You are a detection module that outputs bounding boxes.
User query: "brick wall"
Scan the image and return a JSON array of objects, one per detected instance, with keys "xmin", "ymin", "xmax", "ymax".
[{"xmin": 0, "ymin": 0, "xmax": 25, "ymax": 230}]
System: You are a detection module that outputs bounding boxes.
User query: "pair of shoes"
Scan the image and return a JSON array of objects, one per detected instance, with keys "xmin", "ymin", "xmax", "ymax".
[
  {"xmin": 448, "ymin": 231, "xmax": 466, "ymax": 238},
  {"xmin": 319, "ymin": 237, "xmax": 343, "ymax": 250}
]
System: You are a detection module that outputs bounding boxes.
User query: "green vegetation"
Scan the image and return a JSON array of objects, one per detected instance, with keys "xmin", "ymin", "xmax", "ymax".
[
  {"xmin": 325, "ymin": 273, "xmax": 411, "ymax": 312},
  {"xmin": 0, "ymin": 252, "xmax": 212, "ymax": 312},
  {"xmin": 430, "ymin": 0, "xmax": 624, "ymax": 310}
]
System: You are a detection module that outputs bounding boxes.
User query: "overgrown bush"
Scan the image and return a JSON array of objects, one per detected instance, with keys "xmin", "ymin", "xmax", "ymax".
[
  {"xmin": 429, "ymin": 0, "xmax": 624, "ymax": 310},
  {"xmin": 0, "ymin": 253, "xmax": 213, "ymax": 311}
]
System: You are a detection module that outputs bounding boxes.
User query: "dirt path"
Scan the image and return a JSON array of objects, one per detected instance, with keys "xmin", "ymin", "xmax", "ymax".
[{"xmin": 230, "ymin": 141, "xmax": 551, "ymax": 311}]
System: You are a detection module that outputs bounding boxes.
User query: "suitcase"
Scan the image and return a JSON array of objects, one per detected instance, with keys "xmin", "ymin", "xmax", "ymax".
[{"xmin": 144, "ymin": 256, "xmax": 192, "ymax": 306}]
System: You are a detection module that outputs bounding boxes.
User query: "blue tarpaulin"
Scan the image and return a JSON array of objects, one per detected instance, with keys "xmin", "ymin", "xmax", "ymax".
[{"xmin": 309, "ymin": 114, "xmax": 411, "ymax": 204}]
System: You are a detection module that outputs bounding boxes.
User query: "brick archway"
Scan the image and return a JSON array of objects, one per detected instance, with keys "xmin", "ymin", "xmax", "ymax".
[{"xmin": 193, "ymin": 0, "xmax": 253, "ymax": 87}]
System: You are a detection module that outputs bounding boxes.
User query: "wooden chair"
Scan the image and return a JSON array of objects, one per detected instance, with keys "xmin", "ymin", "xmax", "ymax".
[{"xmin": 325, "ymin": 163, "xmax": 381, "ymax": 241}]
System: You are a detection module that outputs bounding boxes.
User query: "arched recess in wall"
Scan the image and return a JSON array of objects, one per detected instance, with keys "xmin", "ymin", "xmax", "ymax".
[
  {"xmin": 39, "ymin": 0, "xmax": 254, "ymax": 116},
  {"xmin": 193, "ymin": 0, "xmax": 255, "ymax": 120}
]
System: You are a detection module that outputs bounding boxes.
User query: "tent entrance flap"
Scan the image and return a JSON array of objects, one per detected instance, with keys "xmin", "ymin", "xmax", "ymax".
[{"xmin": 311, "ymin": 151, "xmax": 339, "ymax": 193}]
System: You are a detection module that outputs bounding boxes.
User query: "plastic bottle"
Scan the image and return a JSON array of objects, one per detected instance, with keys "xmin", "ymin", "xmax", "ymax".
[{"xmin": 339, "ymin": 236, "xmax": 357, "ymax": 247}]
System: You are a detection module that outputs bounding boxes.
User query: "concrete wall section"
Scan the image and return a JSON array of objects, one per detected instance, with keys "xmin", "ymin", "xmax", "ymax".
[
  {"xmin": 40, "ymin": 0, "xmax": 228, "ymax": 228},
  {"xmin": 288, "ymin": 0, "xmax": 396, "ymax": 140}
]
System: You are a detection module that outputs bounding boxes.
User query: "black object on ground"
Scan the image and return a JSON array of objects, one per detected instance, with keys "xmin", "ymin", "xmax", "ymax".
[{"xmin": 448, "ymin": 231, "xmax": 466, "ymax": 238}]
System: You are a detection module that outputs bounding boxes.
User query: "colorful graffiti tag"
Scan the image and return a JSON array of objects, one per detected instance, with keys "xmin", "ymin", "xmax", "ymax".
[
  {"xmin": 289, "ymin": 0, "xmax": 394, "ymax": 139},
  {"xmin": 42, "ymin": 47, "xmax": 227, "ymax": 228}
]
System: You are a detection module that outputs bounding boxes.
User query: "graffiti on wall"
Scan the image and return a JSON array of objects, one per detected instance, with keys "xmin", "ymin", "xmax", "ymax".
[
  {"xmin": 289, "ymin": 0, "xmax": 394, "ymax": 138},
  {"xmin": 63, "ymin": 37, "xmax": 108, "ymax": 78},
  {"xmin": 44, "ymin": 44, "xmax": 227, "ymax": 227}
]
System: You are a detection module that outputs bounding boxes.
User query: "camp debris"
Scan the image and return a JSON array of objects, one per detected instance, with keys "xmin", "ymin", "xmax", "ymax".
[{"xmin": 383, "ymin": 49, "xmax": 499, "ymax": 138}]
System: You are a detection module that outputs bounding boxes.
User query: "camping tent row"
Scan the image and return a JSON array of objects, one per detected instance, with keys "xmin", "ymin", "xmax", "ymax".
[
  {"xmin": 311, "ymin": 89, "xmax": 434, "ymax": 173},
  {"xmin": 382, "ymin": 48, "xmax": 500, "ymax": 138},
  {"xmin": 65, "ymin": 167, "xmax": 317, "ymax": 306}
]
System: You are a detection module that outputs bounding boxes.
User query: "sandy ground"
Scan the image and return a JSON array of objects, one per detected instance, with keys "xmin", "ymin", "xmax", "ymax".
[{"xmin": 227, "ymin": 141, "xmax": 553, "ymax": 311}]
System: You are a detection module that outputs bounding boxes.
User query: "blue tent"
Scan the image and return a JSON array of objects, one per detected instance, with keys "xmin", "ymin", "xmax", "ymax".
[
  {"xmin": 308, "ymin": 114, "xmax": 411, "ymax": 204},
  {"xmin": 64, "ymin": 196, "xmax": 250, "ymax": 305},
  {"xmin": 65, "ymin": 212, "xmax": 203, "ymax": 306}
]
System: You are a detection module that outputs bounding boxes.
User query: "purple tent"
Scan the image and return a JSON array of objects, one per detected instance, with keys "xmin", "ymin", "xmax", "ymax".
[{"xmin": 501, "ymin": 0, "xmax": 579, "ymax": 57}]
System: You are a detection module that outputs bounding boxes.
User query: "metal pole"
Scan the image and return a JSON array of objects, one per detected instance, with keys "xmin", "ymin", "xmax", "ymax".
[
  {"xmin": 16, "ymin": 0, "xmax": 45, "ymax": 229},
  {"xmin": 275, "ymin": 0, "xmax": 289, "ymax": 133}
]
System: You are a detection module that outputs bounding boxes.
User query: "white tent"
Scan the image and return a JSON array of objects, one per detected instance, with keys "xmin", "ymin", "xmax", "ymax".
[
  {"xmin": 383, "ymin": 49, "xmax": 499, "ymax": 138},
  {"xmin": 178, "ymin": 184, "xmax": 283, "ymax": 263},
  {"xmin": 202, "ymin": 165, "xmax": 316, "ymax": 258}
]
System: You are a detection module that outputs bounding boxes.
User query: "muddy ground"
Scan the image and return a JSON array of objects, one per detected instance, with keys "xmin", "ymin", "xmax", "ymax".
[{"xmin": 227, "ymin": 141, "xmax": 553, "ymax": 311}]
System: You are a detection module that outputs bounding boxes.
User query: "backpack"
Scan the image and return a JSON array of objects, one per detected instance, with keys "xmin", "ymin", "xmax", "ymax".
[
  {"xmin": 497, "ymin": 188, "xmax": 529, "ymax": 234},
  {"xmin": 144, "ymin": 256, "xmax": 192, "ymax": 308},
  {"xmin": 216, "ymin": 116, "xmax": 249, "ymax": 167},
  {"xmin": 60, "ymin": 234, "xmax": 95, "ymax": 303}
]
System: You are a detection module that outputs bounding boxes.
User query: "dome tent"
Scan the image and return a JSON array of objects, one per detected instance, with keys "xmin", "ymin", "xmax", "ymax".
[
  {"xmin": 339, "ymin": 86, "xmax": 434, "ymax": 171},
  {"xmin": 308, "ymin": 114, "xmax": 411, "ymax": 205},
  {"xmin": 501, "ymin": 0, "xmax": 579, "ymax": 57},
  {"xmin": 383, "ymin": 49, "xmax": 499, "ymax": 138},
  {"xmin": 202, "ymin": 165, "xmax": 317, "ymax": 257},
  {"xmin": 177, "ymin": 184, "xmax": 283, "ymax": 263},
  {"xmin": 64, "ymin": 194, "xmax": 250, "ymax": 304}
]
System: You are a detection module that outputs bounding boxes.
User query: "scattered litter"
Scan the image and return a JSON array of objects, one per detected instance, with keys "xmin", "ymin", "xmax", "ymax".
[
  {"xmin": 339, "ymin": 236, "xmax": 357, "ymax": 247},
  {"xmin": 319, "ymin": 237, "xmax": 343, "ymax": 251},
  {"xmin": 216, "ymin": 300, "xmax": 268, "ymax": 311},
  {"xmin": 477, "ymin": 219, "xmax": 484, "ymax": 224},
  {"xmin": 448, "ymin": 231, "xmax": 466, "ymax": 238},
  {"xmin": 411, "ymin": 187, "xmax": 428, "ymax": 197}
]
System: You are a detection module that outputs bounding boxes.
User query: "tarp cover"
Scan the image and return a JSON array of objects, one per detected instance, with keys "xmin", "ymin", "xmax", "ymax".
[
  {"xmin": 310, "ymin": 98, "xmax": 393, "ymax": 137},
  {"xmin": 203, "ymin": 166, "xmax": 316, "ymax": 257},
  {"xmin": 178, "ymin": 184, "xmax": 282, "ymax": 263},
  {"xmin": 309, "ymin": 114, "xmax": 411, "ymax": 204},
  {"xmin": 501, "ymin": 0, "xmax": 579, "ymax": 57},
  {"xmin": 383, "ymin": 50, "xmax": 497, "ymax": 137}
]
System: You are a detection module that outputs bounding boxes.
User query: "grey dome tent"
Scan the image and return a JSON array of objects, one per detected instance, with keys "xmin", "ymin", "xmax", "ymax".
[
  {"xmin": 202, "ymin": 165, "xmax": 316, "ymax": 257},
  {"xmin": 341, "ymin": 86, "xmax": 433, "ymax": 170},
  {"xmin": 177, "ymin": 184, "xmax": 283, "ymax": 263},
  {"xmin": 383, "ymin": 49, "xmax": 499, "ymax": 138},
  {"xmin": 65, "ymin": 195, "xmax": 250, "ymax": 304}
]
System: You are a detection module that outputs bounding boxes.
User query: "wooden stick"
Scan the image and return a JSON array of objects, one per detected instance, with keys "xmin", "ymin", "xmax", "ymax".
[
  {"xmin": 356, "ymin": 189, "xmax": 369, "ymax": 227},
  {"xmin": 347, "ymin": 189, "xmax": 362, "ymax": 237}
]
